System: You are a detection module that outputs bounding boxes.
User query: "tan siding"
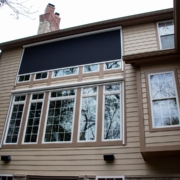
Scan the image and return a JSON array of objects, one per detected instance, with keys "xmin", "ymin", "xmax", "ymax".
[
  {"xmin": 123, "ymin": 23, "xmax": 158, "ymax": 55},
  {"xmin": 140, "ymin": 62, "xmax": 180, "ymax": 147},
  {"xmin": 0, "ymin": 49, "xmax": 22, "ymax": 140}
]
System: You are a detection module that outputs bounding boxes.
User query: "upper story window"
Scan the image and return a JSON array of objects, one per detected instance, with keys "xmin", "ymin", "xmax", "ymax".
[
  {"xmin": 158, "ymin": 20, "xmax": 174, "ymax": 50},
  {"xmin": 18, "ymin": 74, "xmax": 30, "ymax": 82},
  {"xmin": 5, "ymin": 95, "xmax": 26, "ymax": 144},
  {"xmin": 35, "ymin": 72, "xmax": 47, "ymax": 80},
  {"xmin": 103, "ymin": 84, "xmax": 121, "ymax": 140},
  {"xmin": 44, "ymin": 89, "xmax": 76, "ymax": 142},
  {"xmin": 104, "ymin": 60, "xmax": 121, "ymax": 70},
  {"xmin": 53, "ymin": 67, "xmax": 78, "ymax": 78},
  {"xmin": 78, "ymin": 86, "xmax": 98, "ymax": 141},
  {"xmin": 149, "ymin": 72, "xmax": 180, "ymax": 128},
  {"xmin": 23, "ymin": 93, "xmax": 44, "ymax": 143},
  {"xmin": 83, "ymin": 64, "xmax": 99, "ymax": 73}
]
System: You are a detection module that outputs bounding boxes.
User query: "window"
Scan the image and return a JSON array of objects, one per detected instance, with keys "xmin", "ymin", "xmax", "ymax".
[
  {"xmin": 103, "ymin": 84, "xmax": 121, "ymax": 140},
  {"xmin": 104, "ymin": 60, "xmax": 121, "ymax": 70},
  {"xmin": 23, "ymin": 93, "xmax": 44, "ymax": 143},
  {"xmin": 158, "ymin": 20, "xmax": 174, "ymax": 50},
  {"xmin": 96, "ymin": 176, "xmax": 124, "ymax": 180},
  {"xmin": 78, "ymin": 87, "xmax": 98, "ymax": 141},
  {"xmin": 35, "ymin": 72, "xmax": 47, "ymax": 80},
  {"xmin": 149, "ymin": 72, "xmax": 180, "ymax": 128},
  {"xmin": 83, "ymin": 64, "xmax": 98, "ymax": 73},
  {"xmin": 5, "ymin": 95, "xmax": 26, "ymax": 144},
  {"xmin": 0, "ymin": 176, "xmax": 13, "ymax": 180},
  {"xmin": 44, "ymin": 89, "xmax": 76, "ymax": 142},
  {"xmin": 18, "ymin": 74, "xmax": 30, "ymax": 82},
  {"xmin": 53, "ymin": 67, "xmax": 78, "ymax": 77}
]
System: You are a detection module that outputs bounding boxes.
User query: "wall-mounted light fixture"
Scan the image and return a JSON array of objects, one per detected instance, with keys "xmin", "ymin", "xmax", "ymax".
[
  {"xmin": 1, "ymin": 155, "xmax": 11, "ymax": 162},
  {"xmin": 103, "ymin": 154, "xmax": 115, "ymax": 161}
]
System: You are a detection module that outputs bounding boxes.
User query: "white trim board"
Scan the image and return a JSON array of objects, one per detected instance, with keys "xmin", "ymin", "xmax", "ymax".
[{"xmin": 12, "ymin": 77, "xmax": 124, "ymax": 94}]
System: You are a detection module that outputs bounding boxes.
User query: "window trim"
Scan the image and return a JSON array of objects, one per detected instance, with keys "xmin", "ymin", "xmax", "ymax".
[
  {"xmin": 34, "ymin": 71, "xmax": 49, "ymax": 81},
  {"xmin": 42, "ymin": 89, "xmax": 77, "ymax": 144},
  {"xmin": 77, "ymin": 86, "xmax": 99, "ymax": 142},
  {"xmin": 102, "ymin": 83, "xmax": 123, "ymax": 142},
  {"xmin": 104, "ymin": 59, "xmax": 122, "ymax": 71},
  {"xmin": 148, "ymin": 71, "xmax": 180, "ymax": 129},
  {"xmin": 145, "ymin": 68, "xmax": 180, "ymax": 132},
  {"xmin": 22, "ymin": 93, "xmax": 45, "ymax": 144},
  {"xmin": 4, "ymin": 95, "xmax": 27, "ymax": 145},
  {"xmin": 83, "ymin": 63, "xmax": 99, "ymax": 74},
  {"xmin": 17, "ymin": 74, "xmax": 31, "ymax": 83},
  {"xmin": 157, "ymin": 20, "xmax": 174, "ymax": 50},
  {"xmin": 52, "ymin": 66, "xmax": 79, "ymax": 78}
]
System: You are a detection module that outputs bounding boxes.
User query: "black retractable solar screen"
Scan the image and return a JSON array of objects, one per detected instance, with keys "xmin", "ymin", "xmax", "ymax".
[{"xmin": 19, "ymin": 29, "xmax": 121, "ymax": 75}]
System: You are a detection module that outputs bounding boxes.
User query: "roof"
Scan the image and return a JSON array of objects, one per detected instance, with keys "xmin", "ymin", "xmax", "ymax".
[{"xmin": 0, "ymin": 8, "xmax": 173, "ymax": 51}]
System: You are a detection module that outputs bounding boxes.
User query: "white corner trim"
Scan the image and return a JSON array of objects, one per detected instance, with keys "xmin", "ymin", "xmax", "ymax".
[{"xmin": 12, "ymin": 77, "xmax": 124, "ymax": 94}]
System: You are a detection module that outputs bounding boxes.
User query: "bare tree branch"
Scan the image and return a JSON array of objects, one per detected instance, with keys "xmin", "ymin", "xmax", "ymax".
[{"xmin": 0, "ymin": 0, "xmax": 38, "ymax": 19}]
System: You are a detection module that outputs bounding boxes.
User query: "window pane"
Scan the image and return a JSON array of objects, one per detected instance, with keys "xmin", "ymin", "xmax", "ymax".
[
  {"xmin": 105, "ymin": 84, "xmax": 120, "ymax": 92},
  {"xmin": 24, "ymin": 102, "xmax": 43, "ymax": 143},
  {"xmin": 83, "ymin": 87, "xmax": 97, "ymax": 94},
  {"xmin": 161, "ymin": 34, "xmax": 175, "ymax": 50},
  {"xmin": 152, "ymin": 99, "xmax": 180, "ymax": 127},
  {"xmin": 84, "ymin": 64, "xmax": 98, "ymax": 73},
  {"xmin": 51, "ymin": 90, "xmax": 75, "ymax": 97},
  {"xmin": 53, "ymin": 67, "xmax": 78, "ymax": 77},
  {"xmin": 79, "ymin": 96, "xmax": 97, "ymax": 141},
  {"xmin": 150, "ymin": 72, "xmax": 176, "ymax": 99},
  {"xmin": 44, "ymin": 99, "xmax": 75, "ymax": 142},
  {"xmin": 105, "ymin": 61, "xmax": 120, "ymax": 69},
  {"xmin": 6, "ymin": 104, "xmax": 24, "ymax": 143},
  {"xmin": 104, "ymin": 94, "xmax": 120, "ymax": 140}
]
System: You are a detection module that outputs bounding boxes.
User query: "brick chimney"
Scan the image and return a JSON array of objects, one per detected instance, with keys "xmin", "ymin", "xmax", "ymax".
[{"xmin": 37, "ymin": 3, "xmax": 61, "ymax": 34}]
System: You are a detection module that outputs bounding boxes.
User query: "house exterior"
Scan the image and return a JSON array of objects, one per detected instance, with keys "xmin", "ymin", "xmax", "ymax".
[{"xmin": 0, "ymin": 1, "xmax": 180, "ymax": 180}]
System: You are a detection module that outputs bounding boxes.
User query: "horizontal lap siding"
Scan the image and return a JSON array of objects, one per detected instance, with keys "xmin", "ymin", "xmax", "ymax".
[
  {"xmin": 123, "ymin": 23, "xmax": 158, "ymax": 55},
  {"xmin": 140, "ymin": 63, "xmax": 180, "ymax": 147},
  {"xmin": 0, "ymin": 49, "xmax": 22, "ymax": 140}
]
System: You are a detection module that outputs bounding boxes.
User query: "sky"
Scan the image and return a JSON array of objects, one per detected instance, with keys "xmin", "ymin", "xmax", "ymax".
[{"xmin": 0, "ymin": 0, "xmax": 173, "ymax": 43}]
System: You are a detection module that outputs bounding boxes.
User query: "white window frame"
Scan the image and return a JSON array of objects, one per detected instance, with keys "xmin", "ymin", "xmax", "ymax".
[
  {"xmin": 78, "ymin": 86, "xmax": 98, "ymax": 142},
  {"xmin": 157, "ymin": 20, "xmax": 174, "ymax": 50},
  {"xmin": 42, "ymin": 88, "xmax": 77, "ymax": 143},
  {"xmin": 52, "ymin": 66, "xmax": 79, "ymax": 78},
  {"xmin": 4, "ymin": 95, "xmax": 26, "ymax": 145},
  {"xmin": 96, "ymin": 176, "xmax": 125, "ymax": 180},
  {"xmin": 148, "ymin": 71, "xmax": 180, "ymax": 128},
  {"xmin": 104, "ymin": 59, "xmax": 122, "ymax": 71},
  {"xmin": 102, "ymin": 82, "xmax": 123, "ymax": 142},
  {"xmin": 22, "ymin": 93, "xmax": 45, "ymax": 144},
  {"xmin": 17, "ymin": 74, "xmax": 31, "ymax": 83},
  {"xmin": 34, "ymin": 71, "xmax": 49, "ymax": 81},
  {"xmin": 0, "ymin": 174, "xmax": 13, "ymax": 180},
  {"xmin": 83, "ymin": 63, "xmax": 99, "ymax": 74}
]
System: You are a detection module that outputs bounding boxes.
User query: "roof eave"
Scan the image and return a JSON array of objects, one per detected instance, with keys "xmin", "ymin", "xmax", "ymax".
[{"xmin": 0, "ymin": 8, "xmax": 173, "ymax": 51}]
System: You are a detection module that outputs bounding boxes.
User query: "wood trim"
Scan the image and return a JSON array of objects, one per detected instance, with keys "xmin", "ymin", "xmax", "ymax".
[
  {"xmin": 29, "ymin": 75, "xmax": 35, "ymax": 88},
  {"xmin": 145, "ymin": 68, "xmax": 180, "ymax": 132},
  {"xmin": 72, "ymin": 88, "xmax": 81, "ymax": 143},
  {"xmin": 78, "ymin": 67, "xmax": 83, "ymax": 81},
  {"xmin": 97, "ymin": 85, "xmax": 103, "ymax": 142},
  {"xmin": 136, "ymin": 66, "xmax": 146, "ymax": 152},
  {"xmin": 99, "ymin": 64, "xmax": 104, "ymax": 79},
  {"xmin": 47, "ymin": 71, "xmax": 52, "ymax": 86},
  {"xmin": 154, "ymin": 22, "xmax": 160, "ymax": 51}
]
